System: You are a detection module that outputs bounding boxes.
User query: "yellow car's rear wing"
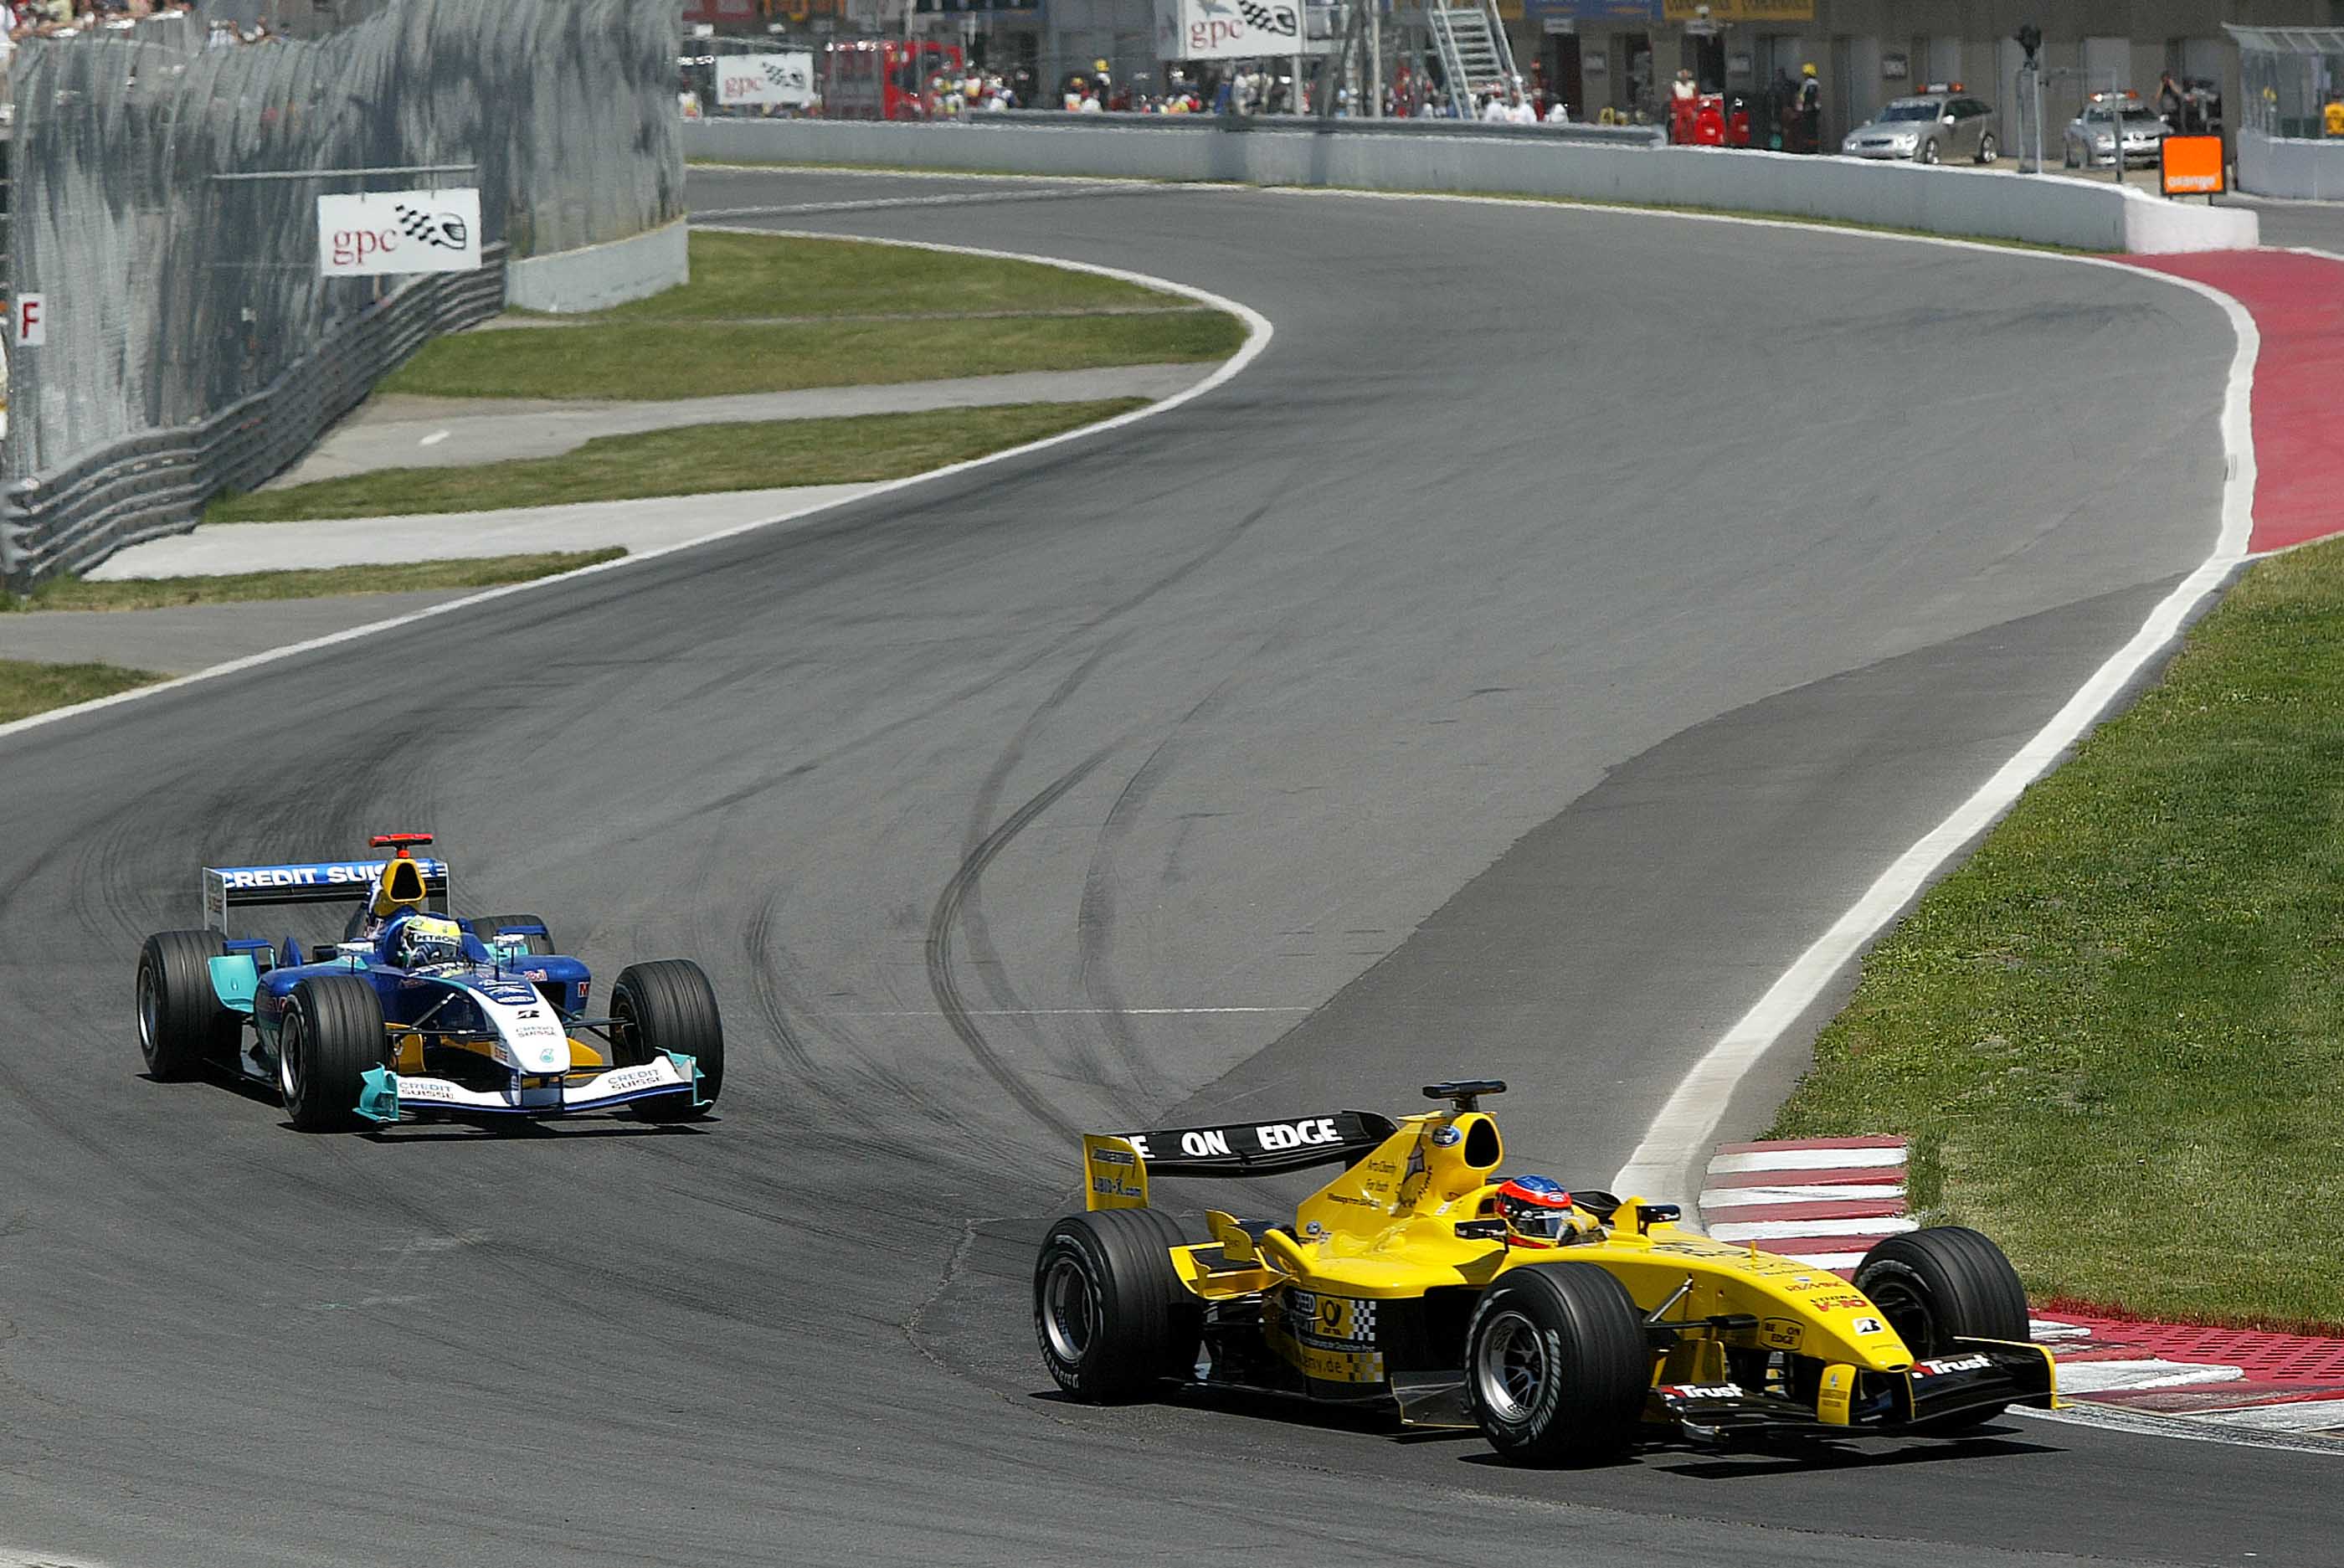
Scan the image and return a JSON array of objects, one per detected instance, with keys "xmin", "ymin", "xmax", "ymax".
[{"xmin": 1082, "ymin": 1111, "xmax": 1398, "ymax": 1210}]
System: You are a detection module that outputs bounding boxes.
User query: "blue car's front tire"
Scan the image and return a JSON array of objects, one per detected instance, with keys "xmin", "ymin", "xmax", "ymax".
[
  {"xmin": 611, "ymin": 959, "xmax": 724, "ymax": 1121},
  {"xmin": 280, "ymin": 976, "xmax": 386, "ymax": 1134}
]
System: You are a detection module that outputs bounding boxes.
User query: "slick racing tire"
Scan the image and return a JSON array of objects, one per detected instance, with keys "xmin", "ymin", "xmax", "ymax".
[
  {"xmin": 1466, "ymin": 1264, "xmax": 1647, "ymax": 1466},
  {"xmin": 279, "ymin": 975, "xmax": 386, "ymax": 1134},
  {"xmin": 610, "ymin": 959, "xmax": 723, "ymax": 1121},
  {"xmin": 136, "ymin": 929, "xmax": 240, "ymax": 1081},
  {"xmin": 469, "ymin": 913, "xmax": 556, "ymax": 957},
  {"xmin": 1854, "ymin": 1226, "xmax": 2029, "ymax": 1431},
  {"xmin": 1034, "ymin": 1208, "xmax": 1201, "ymax": 1403}
]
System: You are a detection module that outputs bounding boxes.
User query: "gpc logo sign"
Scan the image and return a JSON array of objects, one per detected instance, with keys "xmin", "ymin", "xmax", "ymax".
[{"xmin": 317, "ymin": 187, "xmax": 484, "ymax": 277}]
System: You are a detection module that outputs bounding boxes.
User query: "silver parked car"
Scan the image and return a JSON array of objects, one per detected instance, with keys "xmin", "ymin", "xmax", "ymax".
[
  {"xmin": 1841, "ymin": 91, "xmax": 1999, "ymax": 164},
  {"xmin": 2064, "ymin": 95, "xmax": 2167, "ymax": 167}
]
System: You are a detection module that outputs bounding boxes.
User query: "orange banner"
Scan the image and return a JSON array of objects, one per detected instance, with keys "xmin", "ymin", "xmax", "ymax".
[{"xmin": 2160, "ymin": 135, "xmax": 2225, "ymax": 196}]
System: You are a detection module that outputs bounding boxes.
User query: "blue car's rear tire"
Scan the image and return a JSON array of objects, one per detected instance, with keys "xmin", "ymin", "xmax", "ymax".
[
  {"xmin": 136, "ymin": 929, "xmax": 239, "ymax": 1081},
  {"xmin": 611, "ymin": 959, "xmax": 723, "ymax": 1120},
  {"xmin": 468, "ymin": 913, "xmax": 556, "ymax": 957},
  {"xmin": 279, "ymin": 976, "xmax": 385, "ymax": 1134},
  {"xmin": 1466, "ymin": 1264, "xmax": 1648, "ymax": 1465}
]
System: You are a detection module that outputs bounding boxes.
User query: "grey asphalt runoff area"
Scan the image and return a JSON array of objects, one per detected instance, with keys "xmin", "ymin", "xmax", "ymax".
[
  {"xmin": 81, "ymin": 481, "xmax": 888, "ymax": 584},
  {"xmin": 268, "ymin": 362, "xmax": 1211, "ymax": 486},
  {"xmin": 2, "ymin": 172, "xmax": 2327, "ymax": 1568},
  {"xmin": 0, "ymin": 589, "xmax": 472, "ymax": 673},
  {"xmin": 2221, "ymin": 192, "xmax": 2344, "ymax": 253}
]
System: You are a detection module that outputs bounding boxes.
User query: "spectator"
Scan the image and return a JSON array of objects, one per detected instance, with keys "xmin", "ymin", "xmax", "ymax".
[
  {"xmin": 1672, "ymin": 68, "xmax": 1696, "ymax": 103},
  {"xmin": 2157, "ymin": 71, "xmax": 2184, "ymax": 132}
]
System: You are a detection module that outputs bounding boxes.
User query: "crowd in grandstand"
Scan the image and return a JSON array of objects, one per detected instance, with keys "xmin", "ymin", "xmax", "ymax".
[{"xmin": 0, "ymin": 2, "xmax": 282, "ymax": 46}]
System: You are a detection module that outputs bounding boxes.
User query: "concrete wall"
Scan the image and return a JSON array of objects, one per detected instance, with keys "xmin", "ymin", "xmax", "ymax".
[
  {"xmin": 504, "ymin": 217, "xmax": 691, "ymax": 314},
  {"xmin": 2237, "ymin": 129, "xmax": 2344, "ymax": 204},
  {"xmin": 683, "ymin": 118, "xmax": 2256, "ymax": 254}
]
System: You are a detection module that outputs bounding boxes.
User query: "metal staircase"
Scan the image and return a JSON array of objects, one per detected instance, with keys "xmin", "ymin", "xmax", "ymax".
[{"xmin": 1425, "ymin": 1, "xmax": 1518, "ymax": 117}]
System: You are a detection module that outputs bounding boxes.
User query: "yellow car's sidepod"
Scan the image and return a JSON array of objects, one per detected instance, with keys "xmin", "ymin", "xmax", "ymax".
[{"xmin": 1034, "ymin": 1081, "xmax": 2055, "ymax": 1463}]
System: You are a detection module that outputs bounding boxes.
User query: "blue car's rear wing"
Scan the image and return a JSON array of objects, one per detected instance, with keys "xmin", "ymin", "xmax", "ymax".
[{"xmin": 202, "ymin": 859, "xmax": 450, "ymax": 932}]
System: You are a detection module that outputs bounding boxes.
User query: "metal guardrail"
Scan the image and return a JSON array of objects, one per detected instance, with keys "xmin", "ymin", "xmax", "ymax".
[{"xmin": 0, "ymin": 249, "xmax": 506, "ymax": 591}]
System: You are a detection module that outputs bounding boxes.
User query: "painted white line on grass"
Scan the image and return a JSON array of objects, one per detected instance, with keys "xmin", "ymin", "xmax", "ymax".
[
  {"xmin": 1705, "ymin": 1147, "xmax": 1910, "ymax": 1175},
  {"xmin": 1612, "ymin": 256, "xmax": 2260, "ymax": 1201},
  {"xmin": 0, "ymin": 236, "xmax": 1273, "ymax": 748}
]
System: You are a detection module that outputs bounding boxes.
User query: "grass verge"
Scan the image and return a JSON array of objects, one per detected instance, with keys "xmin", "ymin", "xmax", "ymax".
[
  {"xmin": 384, "ymin": 314, "xmax": 1239, "ymax": 402},
  {"xmin": 387, "ymin": 233, "xmax": 1244, "ymax": 401},
  {"xmin": 208, "ymin": 400, "xmax": 1142, "ymax": 523},
  {"xmin": 1769, "ymin": 537, "xmax": 2344, "ymax": 1330},
  {"xmin": 594, "ymin": 230, "xmax": 1180, "ymax": 319},
  {"xmin": 8, "ymin": 550, "xmax": 624, "ymax": 612},
  {"xmin": 0, "ymin": 660, "xmax": 166, "ymax": 722}
]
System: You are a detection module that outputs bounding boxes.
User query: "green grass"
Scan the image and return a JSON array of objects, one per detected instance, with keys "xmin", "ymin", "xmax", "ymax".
[
  {"xmin": 207, "ymin": 401, "xmax": 1143, "ymax": 523},
  {"xmin": 1770, "ymin": 538, "xmax": 2344, "ymax": 1331},
  {"xmin": 8, "ymin": 551, "xmax": 624, "ymax": 612},
  {"xmin": 387, "ymin": 231, "xmax": 1246, "ymax": 402},
  {"xmin": 0, "ymin": 659, "xmax": 166, "ymax": 722},
  {"xmin": 593, "ymin": 230, "xmax": 1179, "ymax": 320},
  {"xmin": 383, "ymin": 313, "xmax": 1241, "ymax": 402}
]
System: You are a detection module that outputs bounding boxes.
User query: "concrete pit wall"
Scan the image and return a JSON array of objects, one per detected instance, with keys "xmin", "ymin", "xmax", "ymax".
[
  {"xmin": 2237, "ymin": 129, "xmax": 2344, "ymax": 203},
  {"xmin": 683, "ymin": 118, "xmax": 2257, "ymax": 254},
  {"xmin": 506, "ymin": 217, "xmax": 692, "ymax": 314}
]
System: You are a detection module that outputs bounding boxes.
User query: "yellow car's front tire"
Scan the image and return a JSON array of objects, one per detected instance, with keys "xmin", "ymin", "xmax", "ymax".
[
  {"xmin": 1854, "ymin": 1226, "xmax": 2029, "ymax": 1431},
  {"xmin": 1466, "ymin": 1264, "xmax": 1647, "ymax": 1465}
]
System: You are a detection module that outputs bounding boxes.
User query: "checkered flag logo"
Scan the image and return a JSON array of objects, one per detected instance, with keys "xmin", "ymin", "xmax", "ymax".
[
  {"xmin": 1237, "ymin": 0, "xmax": 1297, "ymax": 36},
  {"xmin": 393, "ymin": 203, "xmax": 469, "ymax": 252}
]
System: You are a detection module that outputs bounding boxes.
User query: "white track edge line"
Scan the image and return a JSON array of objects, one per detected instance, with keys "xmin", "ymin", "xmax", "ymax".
[
  {"xmin": 2018, "ymin": 1400, "xmax": 2344, "ymax": 1457},
  {"xmin": 1612, "ymin": 259, "xmax": 2260, "ymax": 1201},
  {"xmin": 0, "ymin": 237, "xmax": 1275, "ymax": 748}
]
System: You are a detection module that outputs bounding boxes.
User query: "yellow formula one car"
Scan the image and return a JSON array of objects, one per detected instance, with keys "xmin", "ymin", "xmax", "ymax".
[{"xmin": 1034, "ymin": 1081, "xmax": 2054, "ymax": 1462}]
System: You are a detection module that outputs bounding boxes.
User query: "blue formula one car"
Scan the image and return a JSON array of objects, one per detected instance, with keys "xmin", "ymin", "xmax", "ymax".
[{"xmin": 134, "ymin": 833, "xmax": 722, "ymax": 1133}]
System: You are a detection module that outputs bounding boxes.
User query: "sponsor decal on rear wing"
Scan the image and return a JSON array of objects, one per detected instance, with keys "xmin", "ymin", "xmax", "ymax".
[
  {"xmin": 1083, "ymin": 1111, "xmax": 1399, "ymax": 1206},
  {"xmin": 203, "ymin": 859, "xmax": 450, "ymax": 930}
]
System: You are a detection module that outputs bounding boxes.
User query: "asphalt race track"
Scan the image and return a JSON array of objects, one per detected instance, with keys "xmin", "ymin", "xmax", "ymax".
[{"xmin": 0, "ymin": 170, "xmax": 2331, "ymax": 1565}]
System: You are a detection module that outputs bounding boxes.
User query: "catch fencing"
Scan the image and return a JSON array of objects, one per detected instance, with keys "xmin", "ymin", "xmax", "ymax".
[{"xmin": 2, "ymin": 0, "xmax": 683, "ymax": 589}]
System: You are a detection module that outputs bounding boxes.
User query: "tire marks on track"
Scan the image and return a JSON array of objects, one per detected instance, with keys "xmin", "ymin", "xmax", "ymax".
[{"xmin": 926, "ymin": 748, "xmax": 1111, "ymax": 1141}]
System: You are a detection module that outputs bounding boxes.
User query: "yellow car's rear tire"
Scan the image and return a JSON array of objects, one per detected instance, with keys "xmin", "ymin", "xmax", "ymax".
[
  {"xmin": 1854, "ymin": 1226, "xmax": 2028, "ymax": 1431},
  {"xmin": 1034, "ymin": 1209, "xmax": 1200, "ymax": 1403},
  {"xmin": 1466, "ymin": 1264, "xmax": 1647, "ymax": 1465}
]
